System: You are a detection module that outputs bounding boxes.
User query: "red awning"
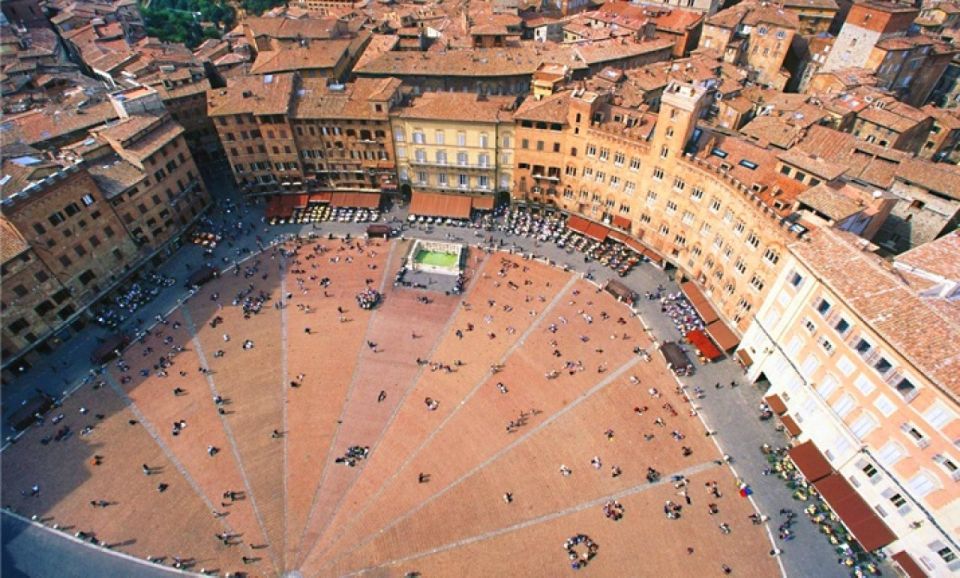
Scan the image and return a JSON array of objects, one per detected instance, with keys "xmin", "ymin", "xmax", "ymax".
[
  {"xmin": 788, "ymin": 441, "xmax": 833, "ymax": 483},
  {"xmin": 330, "ymin": 192, "xmax": 380, "ymax": 208},
  {"xmin": 608, "ymin": 230, "xmax": 627, "ymax": 243},
  {"xmin": 567, "ymin": 215, "xmax": 590, "ymax": 236},
  {"xmin": 309, "ymin": 192, "xmax": 332, "ymax": 203},
  {"xmin": 643, "ymin": 248, "xmax": 664, "ymax": 265},
  {"xmin": 764, "ymin": 394, "xmax": 788, "ymax": 415},
  {"xmin": 686, "ymin": 329, "xmax": 723, "ymax": 361},
  {"xmin": 612, "ymin": 215, "xmax": 631, "ymax": 230},
  {"xmin": 706, "ymin": 320, "xmax": 739, "ymax": 351},
  {"xmin": 409, "ymin": 191, "xmax": 473, "ymax": 219},
  {"xmin": 736, "ymin": 348, "xmax": 753, "ymax": 368},
  {"xmin": 472, "ymin": 195, "xmax": 495, "ymax": 211},
  {"xmin": 585, "ymin": 222, "xmax": 609, "ymax": 242},
  {"xmin": 814, "ymin": 473, "xmax": 897, "ymax": 552},
  {"xmin": 265, "ymin": 194, "xmax": 309, "ymax": 218},
  {"xmin": 780, "ymin": 415, "xmax": 802, "ymax": 437},
  {"xmin": 680, "ymin": 280, "xmax": 719, "ymax": 325},
  {"xmin": 891, "ymin": 552, "xmax": 928, "ymax": 578},
  {"xmin": 624, "ymin": 236, "xmax": 645, "ymax": 254}
]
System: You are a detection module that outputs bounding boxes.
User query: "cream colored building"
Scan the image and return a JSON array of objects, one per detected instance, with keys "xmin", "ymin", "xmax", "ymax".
[
  {"xmin": 739, "ymin": 228, "xmax": 960, "ymax": 577},
  {"xmin": 391, "ymin": 92, "xmax": 516, "ymax": 200}
]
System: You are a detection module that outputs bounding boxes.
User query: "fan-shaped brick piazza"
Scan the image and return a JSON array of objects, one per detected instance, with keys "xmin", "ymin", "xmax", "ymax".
[{"xmin": 1, "ymin": 237, "xmax": 778, "ymax": 578}]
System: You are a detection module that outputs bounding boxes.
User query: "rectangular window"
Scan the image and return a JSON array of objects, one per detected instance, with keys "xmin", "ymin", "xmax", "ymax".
[
  {"xmin": 816, "ymin": 299, "xmax": 831, "ymax": 316},
  {"xmin": 832, "ymin": 393, "xmax": 856, "ymax": 418},
  {"xmin": 874, "ymin": 357, "xmax": 892, "ymax": 374}
]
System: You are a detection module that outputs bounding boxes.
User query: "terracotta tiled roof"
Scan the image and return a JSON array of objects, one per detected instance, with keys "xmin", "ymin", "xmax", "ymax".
[
  {"xmin": 0, "ymin": 216, "xmax": 30, "ymax": 264},
  {"xmin": 397, "ymin": 92, "xmax": 516, "ymax": 123},
  {"xmin": 244, "ymin": 16, "xmax": 343, "ymax": 40},
  {"xmin": 150, "ymin": 77, "xmax": 211, "ymax": 101},
  {"xmin": 95, "ymin": 114, "xmax": 164, "ymax": 147},
  {"xmin": 207, "ymin": 73, "xmax": 295, "ymax": 117},
  {"xmin": 894, "ymin": 232, "xmax": 960, "ymax": 323},
  {"xmin": 648, "ymin": 8, "xmax": 704, "ymax": 32},
  {"xmin": 250, "ymin": 39, "xmax": 354, "ymax": 74},
  {"xmin": 292, "ymin": 77, "xmax": 400, "ymax": 120},
  {"xmin": 797, "ymin": 182, "xmax": 866, "ymax": 220},
  {"xmin": 115, "ymin": 120, "xmax": 184, "ymax": 161},
  {"xmin": 857, "ymin": 104, "xmax": 928, "ymax": 134},
  {"xmin": 740, "ymin": 115, "xmax": 804, "ymax": 149},
  {"xmin": 355, "ymin": 46, "xmax": 549, "ymax": 77},
  {"xmin": 777, "ymin": 148, "xmax": 847, "ymax": 181},
  {"xmin": 1, "ymin": 99, "xmax": 119, "ymax": 147},
  {"xmin": 896, "ymin": 231, "xmax": 960, "ymax": 286},
  {"xmin": 354, "ymin": 34, "xmax": 398, "ymax": 70},
  {"xmin": 0, "ymin": 154, "xmax": 59, "ymax": 199},
  {"xmin": 793, "ymin": 125, "xmax": 912, "ymax": 189},
  {"xmin": 513, "ymin": 90, "xmax": 571, "ymax": 123},
  {"xmin": 790, "ymin": 228, "xmax": 960, "ymax": 398},
  {"xmin": 781, "ymin": 0, "xmax": 839, "ymax": 10},
  {"xmin": 87, "ymin": 155, "xmax": 145, "ymax": 198},
  {"xmin": 690, "ymin": 128, "xmax": 808, "ymax": 215},
  {"xmin": 921, "ymin": 104, "xmax": 960, "ymax": 130},
  {"xmin": 896, "ymin": 158, "xmax": 960, "ymax": 200},
  {"xmin": 572, "ymin": 38, "xmax": 674, "ymax": 65},
  {"xmin": 708, "ymin": 1, "xmax": 800, "ymax": 29}
]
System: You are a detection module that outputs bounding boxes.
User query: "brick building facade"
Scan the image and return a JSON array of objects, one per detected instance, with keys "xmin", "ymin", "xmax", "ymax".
[{"xmin": 514, "ymin": 83, "xmax": 809, "ymax": 334}]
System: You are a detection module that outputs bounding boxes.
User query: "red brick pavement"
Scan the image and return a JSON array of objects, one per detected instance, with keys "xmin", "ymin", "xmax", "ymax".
[
  {"xmin": 1, "ymin": 242, "xmax": 780, "ymax": 578},
  {"xmin": 0, "ymin": 383, "xmax": 239, "ymax": 573},
  {"xmin": 347, "ymin": 468, "xmax": 777, "ymax": 578},
  {"xmin": 108, "ymin": 308, "xmax": 277, "ymax": 572},
  {"xmin": 279, "ymin": 240, "xmax": 392, "ymax": 567},
  {"xmin": 299, "ymin": 256, "xmax": 572, "ymax": 570},
  {"xmin": 291, "ymin": 240, "xmax": 464, "ymax": 568},
  {"xmin": 312, "ymin": 279, "xmax": 646, "ymax": 571},
  {"xmin": 184, "ymin": 255, "xmax": 288, "ymax": 569}
]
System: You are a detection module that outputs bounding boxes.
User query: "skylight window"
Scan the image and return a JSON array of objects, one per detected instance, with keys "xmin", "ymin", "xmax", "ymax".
[
  {"xmin": 739, "ymin": 159, "xmax": 758, "ymax": 170},
  {"xmin": 711, "ymin": 147, "xmax": 728, "ymax": 158}
]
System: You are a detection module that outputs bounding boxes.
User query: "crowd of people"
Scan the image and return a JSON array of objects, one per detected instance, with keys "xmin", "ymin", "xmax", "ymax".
[
  {"xmin": 356, "ymin": 288, "xmax": 382, "ymax": 310},
  {"xmin": 563, "ymin": 534, "xmax": 599, "ymax": 570},
  {"xmin": 659, "ymin": 293, "xmax": 706, "ymax": 335}
]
